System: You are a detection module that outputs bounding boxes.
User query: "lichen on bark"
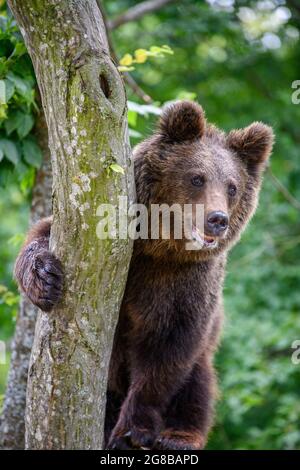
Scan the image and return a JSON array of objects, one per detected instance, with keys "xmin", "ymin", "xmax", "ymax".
[{"xmin": 7, "ymin": 0, "xmax": 135, "ymax": 449}]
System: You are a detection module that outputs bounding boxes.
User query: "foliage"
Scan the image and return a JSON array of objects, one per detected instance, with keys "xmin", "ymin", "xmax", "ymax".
[
  {"xmin": 0, "ymin": 0, "xmax": 300, "ymax": 450},
  {"xmin": 118, "ymin": 44, "xmax": 173, "ymax": 71},
  {"xmin": 0, "ymin": 10, "xmax": 41, "ymax": 192},
  {"xmin": 0, "ymin": 184, "xmax": 28, "ymax": 340},
  {"xmin": 0, "ymin": 6, "xmax": 39, "ymax": 359}
]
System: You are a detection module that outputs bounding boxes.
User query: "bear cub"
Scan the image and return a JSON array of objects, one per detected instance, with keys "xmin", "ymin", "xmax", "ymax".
[{"xmin": 15, "ymin": 101, "xmax": 274, "ymax": 450}]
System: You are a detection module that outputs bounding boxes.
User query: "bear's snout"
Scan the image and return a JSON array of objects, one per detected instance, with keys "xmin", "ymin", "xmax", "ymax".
[{"xmin": 205, "ymin": 211, "xmax": 229, "ymax": 237}]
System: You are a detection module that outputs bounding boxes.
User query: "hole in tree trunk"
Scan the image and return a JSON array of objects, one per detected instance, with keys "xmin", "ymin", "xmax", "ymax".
[{"xmin": 99, "ymin": 74, "xmax": 110, "ymax": 99}]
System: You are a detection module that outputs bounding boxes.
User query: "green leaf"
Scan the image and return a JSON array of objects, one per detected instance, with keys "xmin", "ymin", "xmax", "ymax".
[
  {"xmin": 176, "ymin": 91, "xmax": 197, "ymax": 101},
  {"xmin": 0, "ymin": 138, "xmax": 19, "ymax": 165},
  {"xmin": 118, "ymin": 65, "xmax": 135, "ymax": 72},
  {"xmin": 17, "ymin": 113, "xmax": 34, "ymax": 138},
  {"xmin": 4, "ymin": 113, "xmax": 18, "ymax": 135},
  {"xmin": 13, "ymin": 42, "xmax": 27, "ymax": 58},
  {"xmin": 0, "ymin": 147, "xmax": 3, "ymax": 162},
  {"xmin": 161, "ymin": 45, "xmax": 174, "ymax": 55},
  {"xmin": 14, "ymin": 160, "xmax": 28, "ymax": 179},
  {"xmin": 19, "ymin": 165, "xmax": 35, "ymax": 193},
  {"xmin": 4, "ymin": 111, "xmax": 34, "ymax": 138},
  {"xmin": 0, "ymin": 103, "xmax": 7, "ymax": 119},
  {"xmin": 149, "ymin": 46, "xmax": 163, "ymax": 54},
  {"xmin": 128, "ymin": 109, "xmax": 137, "ymax": 127},
  {"xmin": 6, "ymin": 72, "xmax": 31, "ymax": 97},
  {"xmin": 149, "ymin": 45, "xmax": 174, "ymax": 56},
  {"xmin": 22, "ymin": 138, "xmax": 42, "ymax": 168},
  {"xmin": 0, "ymin": 57, "xmax": 8, "ymax": 77},
  {"xmin": 109, "ymin": 163, "xmax": 125, "ymax": 175},
  {"xmin": 0, "ymin": 80, "xmax": 6, "ymax": 104},
  {"xmin": 4, "ymin": 79, "xmax": 15, "ymax": 102}
]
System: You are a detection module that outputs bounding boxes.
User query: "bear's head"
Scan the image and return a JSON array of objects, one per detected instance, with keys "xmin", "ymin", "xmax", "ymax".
[{"xmin": 133, "ymin": 100, "xmax": 274, "ymax": 261}]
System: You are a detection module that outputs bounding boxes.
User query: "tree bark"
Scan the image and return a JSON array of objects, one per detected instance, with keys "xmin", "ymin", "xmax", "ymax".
[
  {"xmin": 8, "ymin": 0, "xmax": 134, "ymax": 450},
  {"xmin": 0, "ymin": 113, "xmax": 52, "ymax": 450}
]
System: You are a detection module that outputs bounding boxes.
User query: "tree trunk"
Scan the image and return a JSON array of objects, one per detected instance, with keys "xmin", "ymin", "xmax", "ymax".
[
  {"xmin": 8, "ymin": 0, "xmax": 134, "ymax": 450},
  {"xmin": 0, "ymin": 113, "xmax": 52, "ymax": 450}
]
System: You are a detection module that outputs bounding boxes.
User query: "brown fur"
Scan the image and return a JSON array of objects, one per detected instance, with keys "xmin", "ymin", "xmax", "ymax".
[
  {"xmin": 14, "ymin": 101, "xmax": 274, "ymax": 450},
  {"xmin": 14, "ymin": 216, "xmax": 63, "ymax": 312}
]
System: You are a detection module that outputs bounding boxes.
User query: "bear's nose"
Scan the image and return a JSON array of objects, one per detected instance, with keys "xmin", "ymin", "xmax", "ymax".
[{"xmin": 206, "ymin": 211, "xmax": 228, "ymax": 237}]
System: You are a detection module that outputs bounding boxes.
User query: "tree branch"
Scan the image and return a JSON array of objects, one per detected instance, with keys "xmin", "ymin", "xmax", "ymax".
[
  {"xmin": 267, "ymin": 168, "xmax": 300, "ymax": 211},
  {"xmin": 108, "ymin": 0, "xmax": 176, "ymax": 30},
  {"xmin": 97, "ymin": 0, "xmax": 153, "ymax": 103},
  {"xmin": 123, "ymin": 72, "xmax": 153, "ymax": 103}
]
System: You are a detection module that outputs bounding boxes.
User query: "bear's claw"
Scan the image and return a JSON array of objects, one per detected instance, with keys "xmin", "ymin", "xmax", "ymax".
[
  {"xmin": 153, "ymin": 430, "xmax": 204, "ymax": 450},
  {"xmin": 24, "ymin": 250, "xmax": 64, "ymax": 312},
  {"xmin": 107, "ymin": 428, "xmax": 156, "ymax": 450}
]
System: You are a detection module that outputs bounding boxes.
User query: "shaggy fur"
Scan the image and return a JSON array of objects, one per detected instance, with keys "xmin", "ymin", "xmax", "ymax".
[
  {"xmin": 14, "ymin": 101, "xmax": 274, "ymax": 450},
  {"xmin": 14, "ymin": 216, "xmax": 63, "ymax": 312}
]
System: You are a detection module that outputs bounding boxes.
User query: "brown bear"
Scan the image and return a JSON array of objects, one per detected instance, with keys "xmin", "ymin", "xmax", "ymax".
[{"xmin": 14, "ymin": 101, "xmax": 274, "ymax": 450}]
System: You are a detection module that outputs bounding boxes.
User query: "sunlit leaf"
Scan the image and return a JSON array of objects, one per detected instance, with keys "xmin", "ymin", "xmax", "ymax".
[
  {"xmin": 119, "ymin": 53, "xmax": 133, "ymax": 66},
  {"xmin": 109, "ymin": 163, "xmax": 125, "ymax": 175},
  {"xmin": 134, "ymin": 49, "xmax": 148, "ymax": 64},
  {"xmin": 118, "ymin": 65, "xmax": 135, "ymax": 72},
  {"xmin": 128, "ymin": 109, "xmax": 137, "ymax": 127}
]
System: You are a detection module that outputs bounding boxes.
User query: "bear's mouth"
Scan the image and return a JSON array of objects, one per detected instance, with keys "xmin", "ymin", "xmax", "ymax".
[{"xmin": 191, "ymin": 225, "xmax": 219, "ymax": 249}]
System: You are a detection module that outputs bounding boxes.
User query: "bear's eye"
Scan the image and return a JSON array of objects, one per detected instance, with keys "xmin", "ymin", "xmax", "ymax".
[
  {"xmin": 191, "ymin": 175, "xmax": 205, "ymax": 187},
  {"xmin": 228, "ymin": 184, "xmax": 237, "ymax": 197}
]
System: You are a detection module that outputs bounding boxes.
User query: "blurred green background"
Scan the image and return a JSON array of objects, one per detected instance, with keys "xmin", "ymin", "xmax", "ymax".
[{"xmin": 0, "ymin": 0, "xmax": 300, "ymax": 449}]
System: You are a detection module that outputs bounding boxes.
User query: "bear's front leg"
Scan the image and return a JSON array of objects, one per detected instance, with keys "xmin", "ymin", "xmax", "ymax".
[{"xmin": 107, "ymin": 348, "xmax": 195, "ymax": 450}]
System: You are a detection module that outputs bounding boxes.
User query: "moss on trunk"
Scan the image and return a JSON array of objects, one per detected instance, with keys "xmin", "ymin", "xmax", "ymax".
[{"xmin": 7, "ymin": 0, "xmax": 135, "ymax": 449}]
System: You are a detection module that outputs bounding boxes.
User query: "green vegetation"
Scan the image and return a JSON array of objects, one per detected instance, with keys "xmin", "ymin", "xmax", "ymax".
[{"xmin": 0, "ymin": 0, "xmax": 300, "ymax": 449}]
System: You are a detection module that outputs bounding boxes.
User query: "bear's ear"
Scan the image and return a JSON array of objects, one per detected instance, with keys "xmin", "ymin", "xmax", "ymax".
[
  {"xmin": 227, "ymin": 122, "xmax": 274, "ymax": 170},
  {"xmin": 158, "ymin": 100, "xmax": 206, "ymax": 142}
]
